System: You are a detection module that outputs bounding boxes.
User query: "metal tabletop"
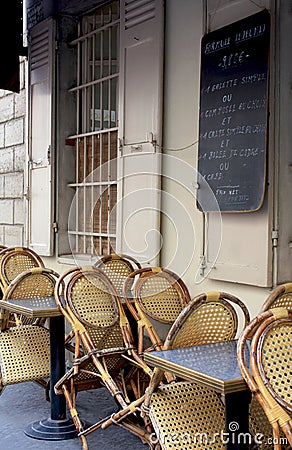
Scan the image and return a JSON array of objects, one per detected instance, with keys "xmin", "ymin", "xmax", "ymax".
[
  {"xmin": 144, "ymin": 339, "xmax": 249, "ymax": 394},
  {"xmin": 144, "ymin": 340, "xmax": 251, "ymax": 450},
  {"xmin": 0, "ymin": 296, "xmax": 61, "ymax": 318}
]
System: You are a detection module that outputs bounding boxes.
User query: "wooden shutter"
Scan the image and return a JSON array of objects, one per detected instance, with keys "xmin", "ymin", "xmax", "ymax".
[
  {"xmin": 27, "ymin": 18, "xmax": 55, "ymax": 256},
  {"xmin": 117, "ymin": 0, "xmax": 164, "ymax": 265}
]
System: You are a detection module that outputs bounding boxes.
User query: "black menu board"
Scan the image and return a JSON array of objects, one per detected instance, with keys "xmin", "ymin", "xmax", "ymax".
[{"xmin": 197, "ymin": 10, "xmax": 270, "ymax": 212}]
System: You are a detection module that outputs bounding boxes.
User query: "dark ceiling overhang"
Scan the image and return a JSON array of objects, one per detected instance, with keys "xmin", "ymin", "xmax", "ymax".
[{"xmin": 0, "ymin": 0, "xmax": 26, "ymax": 93}]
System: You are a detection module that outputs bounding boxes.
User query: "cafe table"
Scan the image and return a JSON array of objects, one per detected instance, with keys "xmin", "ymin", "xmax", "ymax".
[
  {"xmin": 0, "ymin": 296, "xmax": 77, "ymax": 440},
  {"xmin": 144, "ymin": 339, "xmax": 251, "ymax": 450}
]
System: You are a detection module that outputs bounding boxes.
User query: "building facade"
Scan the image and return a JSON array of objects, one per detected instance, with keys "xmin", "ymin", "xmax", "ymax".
[{"xmin": 0, "ymin": 0, "xmax": 291, "ymax": 320}]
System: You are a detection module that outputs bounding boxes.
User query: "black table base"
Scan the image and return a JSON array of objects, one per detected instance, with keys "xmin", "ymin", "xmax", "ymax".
[
  {"xmin": 24, "ymin": 418, "xmax": 78, "ymax": 440},
  {"xmin": 25, "ymin": 315, "xmax": 77, "ymax": 441}
]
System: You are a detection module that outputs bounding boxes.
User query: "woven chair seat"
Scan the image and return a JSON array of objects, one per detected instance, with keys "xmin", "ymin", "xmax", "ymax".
[
  {"xmin": 149, "ymin": 381, "xmax": 225, "ymax": 450},
  {"xmin": 0, "ymin": 325, "xmax": 50, "ymax": 386}
]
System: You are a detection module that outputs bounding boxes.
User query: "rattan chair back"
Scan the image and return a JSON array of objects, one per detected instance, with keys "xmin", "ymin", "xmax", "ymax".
[
  {"xmin": 237, "ymin": 308, "xmax": 292, "ymax": 449},
  {"xmin": 1, "ymin": 267, "xmax": 60, "ymax": 329},
  {"xmin": 58, "ymin": 266, "xmax": 128, "ymax": 351},
  {"xmin": 260, "ymin": 282, "xmax": 292, "ymax": 312},
  {"xmin": 0, "ymin": 246, "xmax": 44, "ymax": 293},
  {"xmin": 124, "ymin": 267, "xmax": 191, "ymax": 354},
  {"xmin": 164, "ymin": 291, "xmax": 250, "ymax": 350},
  {"xmin": 94, "ymin": 253, "xmax": 141, "ymax": 294}
]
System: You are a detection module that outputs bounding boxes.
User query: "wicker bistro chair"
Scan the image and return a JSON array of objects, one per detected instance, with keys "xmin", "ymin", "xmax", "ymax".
[
  {"xmin": 102, "ymin": 291, "xmax": 251, "ymax": 447},
  {"xmin": 0, "ymin": 268, "xmax": 60, "ymax": 394},
  {"xmin": 0, "ymin": 246, "xmax": 45, "ymax": 293},
  {"xmin": 94, "ymin": 253, "xmax": 142, "ymax": 295},
  {"xmin": 237, "ymin": 308, "xmax": 292, "ymax": 450},
  {"xmin": 0, "ymin": 247, "xmax": 45, "ymax": 327},
  {"xmin": 260, "ymin": 283, "xmax": 292, "ymax": 312},
  {"xmin": 54, "ymin": 266, "xmax": 153, "ymax": 450},
  {"xmin": 123, "ymin": 267, "xmax": 192, "ymax": 356}
]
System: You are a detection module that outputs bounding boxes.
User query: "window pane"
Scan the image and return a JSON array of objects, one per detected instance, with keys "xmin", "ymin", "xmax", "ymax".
[{"xmin": 69, "ymin": 1, "xmax": 119, "ymax": 256}]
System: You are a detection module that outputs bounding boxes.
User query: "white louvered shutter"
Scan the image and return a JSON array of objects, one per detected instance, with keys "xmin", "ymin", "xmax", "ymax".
[
  {"xmin": 117, "ymin": 0, "xmax": 164, "ymax": 265},
  {"xmin": 27, "ymin": 18, "xmax": 55, "ymax": 256}
]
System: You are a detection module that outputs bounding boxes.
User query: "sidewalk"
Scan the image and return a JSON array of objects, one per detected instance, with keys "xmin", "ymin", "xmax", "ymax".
[{"xmin": 0, "ymin": 382, "xmax": 146, "ymax": 450}]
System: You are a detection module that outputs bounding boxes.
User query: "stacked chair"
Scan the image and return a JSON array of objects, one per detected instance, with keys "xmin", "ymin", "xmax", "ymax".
[
  {"xmin": 53, "ymin": 266, "xmax": 153, "ymax": 450},
  {"xmin": 0, "ymin": 268, "xmax": 60, "ymax": 395},
  {"xmin": 122, "ymin": 267, "xmax": 192, "ymax": 393},
  {"xmin": 63, "ymin": 253, "xmax": 142, "ymax": 365},
  {"xmin": 237, "ymin": 307, "xmax": 292, "ymax": 450}
]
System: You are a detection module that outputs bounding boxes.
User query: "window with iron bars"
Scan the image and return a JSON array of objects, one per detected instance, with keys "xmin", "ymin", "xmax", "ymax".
[{"xmin": 67, "ymin": 1, "xmax": 119, "ymax": 257}]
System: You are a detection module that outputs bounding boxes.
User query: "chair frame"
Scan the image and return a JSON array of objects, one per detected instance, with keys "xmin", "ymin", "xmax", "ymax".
[
  {"xmin": 54, "ymin": 266, "xmax": 152, "ymax": 450},
  {"xmin": 237, "ymin": 308, "xmax": 292, "ymax": 450},
  {"xmin": 164, "ymin": 290, "xmax": 250, "ymax": 349}
]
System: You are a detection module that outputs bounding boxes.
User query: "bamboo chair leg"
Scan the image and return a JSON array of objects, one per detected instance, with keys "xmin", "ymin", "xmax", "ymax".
[
  {"xmin": 272, "ymin": 427, "xmax": 282, "ymax": 450},
  {"xmin": 102, "ymin": 394, "xmax": 146, "ymax": 429},
  {"xmin": 62, "ymin": 385, "xmax": 88, "ymax": 450}
]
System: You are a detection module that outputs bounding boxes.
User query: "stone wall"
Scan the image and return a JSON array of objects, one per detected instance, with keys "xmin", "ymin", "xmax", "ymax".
[{"xmin": 0, "ymin": 59, "xmax": 26, "ymax": 247}]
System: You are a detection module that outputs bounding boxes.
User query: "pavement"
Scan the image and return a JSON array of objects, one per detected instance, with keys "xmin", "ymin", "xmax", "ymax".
[{"xmin": 0, "ymin": 381, "xmax": 146, "ymax": 450}]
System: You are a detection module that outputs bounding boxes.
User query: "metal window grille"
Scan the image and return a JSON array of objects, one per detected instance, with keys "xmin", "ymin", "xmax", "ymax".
[{"xmin": 68, "ymin": 1, "xmax": 119, "ymax": 257}]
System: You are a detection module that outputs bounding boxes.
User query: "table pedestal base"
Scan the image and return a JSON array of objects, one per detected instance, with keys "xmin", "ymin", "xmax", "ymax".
[{"xmin": 24, "ymin": 417, "xmax": 78, "ymax": 440}]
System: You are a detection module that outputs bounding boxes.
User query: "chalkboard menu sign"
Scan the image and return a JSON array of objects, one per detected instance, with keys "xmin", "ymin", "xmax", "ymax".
[{"xmin": 197, "ymin": 10, "xmax": 270, "ymax": 212}]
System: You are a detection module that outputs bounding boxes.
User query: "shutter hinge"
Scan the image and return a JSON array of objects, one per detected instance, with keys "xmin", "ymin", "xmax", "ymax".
[
  {"xmin": 118, "ymin": 138, "xmax": 123, "ymax": 154},
  {"xmin": 23, "ymin": 186, "xmax": 29, "ymax": 200},
  {"xmin": 47, "ymin": 146, "xmax": 51, "ymax": 164},
  {"xmin": 271, "ymin": 229, "xmax": 279, "ymax": 247},
  {"xmin": 199, "ymin": 255, "xmax": 207, "ymax": 276},
  {"xmin": 53, "ymin": 222, "xmax": 58, "ymax": 233}
]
